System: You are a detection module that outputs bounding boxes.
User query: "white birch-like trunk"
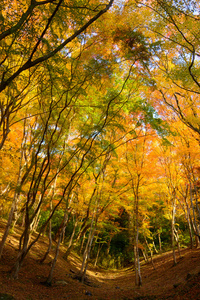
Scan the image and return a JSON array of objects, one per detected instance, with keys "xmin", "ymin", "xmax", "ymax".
[{"xmin": 171, "ymin": 200, "xmax": 177, "ymax": 265}]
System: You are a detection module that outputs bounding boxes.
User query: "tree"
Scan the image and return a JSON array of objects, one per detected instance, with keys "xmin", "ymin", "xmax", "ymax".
[
  {"xmin": 142, "ymin": 0, "xmax": 200, "ymax": 136},
  {"xmin": 0, "ymin": 0, "xmax": 114, "ymax": 149},
  {"xmin": 119, "ymin": 128, "xmax": 152, "ymax": 286}
]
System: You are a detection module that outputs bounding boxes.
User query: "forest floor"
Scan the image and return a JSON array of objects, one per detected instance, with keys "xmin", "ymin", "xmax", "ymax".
[{"xmin": 0, "ymin": 221, "xmax": 200, "ymax": 300}]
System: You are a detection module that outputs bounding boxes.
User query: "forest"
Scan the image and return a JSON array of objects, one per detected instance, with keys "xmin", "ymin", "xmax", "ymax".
[{"xmin": 0, "ymin": 0, "xmax": 200, "ymax": 293}]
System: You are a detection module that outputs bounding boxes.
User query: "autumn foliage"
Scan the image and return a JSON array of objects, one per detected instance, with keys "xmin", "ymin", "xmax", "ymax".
[{"xmin": 0, "ymin": 0, "xmax": 200, "ymax": 286}]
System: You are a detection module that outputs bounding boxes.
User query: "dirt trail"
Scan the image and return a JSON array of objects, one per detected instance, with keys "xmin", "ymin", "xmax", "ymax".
[{"xmin": 0, "ymin": 222, "xmax": 200, "ymax": 299}]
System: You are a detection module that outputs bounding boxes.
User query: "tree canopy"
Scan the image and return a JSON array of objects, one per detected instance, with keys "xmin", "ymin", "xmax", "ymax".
[{"xmin": 0, "ymin": 0, "xmax": 200, "ymax": 285}]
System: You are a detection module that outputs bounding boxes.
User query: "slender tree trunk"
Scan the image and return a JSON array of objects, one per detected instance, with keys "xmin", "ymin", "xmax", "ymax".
[
  {"xmin": 158, "ymin": 231, "xmax": 162, "ymax": 252},
  {"xmin": 81, "ymin": 228, "xmax": 95, "ymax": 283},
  {"xmin": 190, "ymin": 182, "xmax": 200, "ymax": 242},
  {"xmin": 134, "ymin": 197, "xmax": 142, "ymax": 286},
  {"xmin": 11, "ymin": 211, "xmax": 31, "ymax": 279},
  {"xmin": 79, "ymin": 197, "xmax": 100, "ymax": 283},
  {"xmin": 0, "ymin": 192, "xmax": 19, "ymax": 259},
  {"xmin": 134, "ymin": 245, "xmax": 138, "ymax": 285},
  {"xmin": 45, "ymin": 211, "xmax": 69, "ymax": 285},
  {"xmin": 94, "ymin": 243, "xmax": 102, "ymax": 267},
  {"xmin": 80, "ymin": 217, "xmax": 95, "ymax": 279},
  {"xmin": 144, "ymin": 237, "xmax": 156, "ymax": 268},
  {"xmin": 40, "ymin": 197, "xmax": 53, "ymax": 264},
  {"xmin": 40, "ymin": 220, "xmax": 52, "ymax": 264},
  {"xmin": 174, "ymin": 227, "xmax": 181, "ymax": 258},
  {"xmin": 0, "ymin": 183, "xmax": 10, "ymax": 203},
  {"xmin": 193, "ymin": 183, "xmax": 200, "ymax": 221},
  {"xmin": 185, "ymin": 201, "xmax": 193, "ymax": 249},
  {"xmin": 40, "ymin": 167, "xmax": 60, "ymax": 263},
  {"xmin": 91, "ymin": 233, "xmax": 99, "ymax": 254},
  {"xmin": 79, "ymin": 232, "xmax": 86, "ymax": 255},
  {"xmin": 128, "ymin": 212, "xmax": 134, "ymax": 246},
  {"xmin": 141, "ymin": 249, "xmax": 147, "ymax": 262},
  {"xmin": 135, "ymin": 228, "xmax": 142, "ymax": 286},
  {"xmin": 67, "ymin": 219, "xmax": 78, "ymax": 250},
  {"xmin": 106, "ymin": 234, "xmax": 113, "ymax": 256},
  {"xmin": 0, "ymin": 153, "xmax": 24, "ymax": 259},
  {"xmin": 30, "ymin": 207, "xmax": 41, "ymax": 233},
  {"xmin": 190, "ymin": 217, "xmax": 200, "ymax": 248},
  {"xmin": 21, "ymin": 210, "xmax": 26, "ymax": 228},
  {"xmin": 63, "ymin": 224, "xmax": 90, "ymax": 260},
  {"xmin": 171, "ymin": 200, "xmax": 177, "ymax": 265},
  {"xmin": 12, "ymin": 196, "xmax": 23, "ymax": 230},
  {"xmin": 153, "ymin": 240, "xmax": 158, "ymax": 254}
]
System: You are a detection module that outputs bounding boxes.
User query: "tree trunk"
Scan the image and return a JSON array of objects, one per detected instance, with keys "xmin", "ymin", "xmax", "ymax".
[
  {"xmin": 106, "ymin": 234, "xmax": 113, "ymax": 256},
  {"xmin": 30, "ymin": 207, "xmax": 41, "ymax": 233},
  {"xmin": 136, "ymin": 196, "xmax": 142, "ymax": 286},
  {"xmin": 190, "ymin": 216, "xmax": 200, "ymax": 248},
  {"xmin": 190, "ymin": 182, "xmax": 200, "ymax": 242},
  {"xmin": 134, "ymin": 202, "xmax": 142, "ymax": 286},
  {"xmin": 79, "ymin": 232, "xmax": 86, "ymax": 255},
  {"xmin": 40, "ymin": 221, "xmax": 52, "ymax": 264},
  {"xmin": 153, "ymin": 240, "xmax": 158, "ymax": 254},
  {"xmin": 185, "ymin": 200, "xmax": 193, "ymax": 249},
  {"xmin": 40, "ymin": 170, "xmax": 60, "ymax": 263},
  {"xmin": 63, "ymin": 224, "xmax": 90, "ymax": 260},
  {"xmin": 45, "ymin": 211, "xmax": 69, "ymax": 285},
  {"xmin": 145, "ymin": 237, "xmax": 157, "ymax": 268},
  {"xmin": 81, "ymin": 228, "xmax": 95, "ymax": 283},
  {"xmin": 40, "ymin": 197, "xmax": 53, "ymax": 263},
  {"xmin": 134, "ymin": 245, "xmax": 138, "ymax": 285},
  {"xmin": 79, "ymin": 220, "xmax": 95, "ymax": 281},
  {"xmin": 10, "ymin": 213, "xmax": 31, "ymax": 279},
  {"xmin": 171, "ymin": 200, "xmax": 177, "ymax": 265},
  {"xmin": 0, "ymin": 157, "xmax": 24, "ymax": 259},
  {"xmin": 0, "ymin": 194, "xmax": 19, "ymax": 259},
  {"xmin": 141, "ymin": 249, "xmax": 148, "ymax": 262},
  {"xmin": 94, "ymin": 243, "xmax": 102, "ymax": 267},
  {"xmin": 193, "ymin": 183, "xmax": 200, "ymax": 222},
  {"xmin": 158, "ymin": 231, "xmax": 162, "ymax": 252},
  {"xmin": 173, "ymin": 223, "xmax": 182, "ymax": 259},
  {"xmin": 67, "ymin": 218, "xmax": 78, "ymax": 250}
]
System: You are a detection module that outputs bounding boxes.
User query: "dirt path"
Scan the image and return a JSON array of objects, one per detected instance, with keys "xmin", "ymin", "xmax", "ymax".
[{"xmin": 0, "ymin": 222, "xmax": 200, "ymax": 299}]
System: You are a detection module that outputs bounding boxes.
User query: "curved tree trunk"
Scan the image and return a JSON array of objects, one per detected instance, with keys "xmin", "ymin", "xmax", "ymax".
[{"xmin": 11, "ymin": 211, "xmax": 31, "ymax": 279}]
